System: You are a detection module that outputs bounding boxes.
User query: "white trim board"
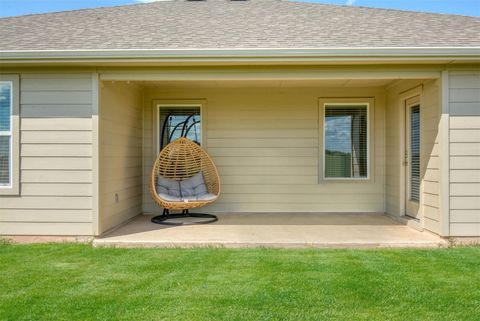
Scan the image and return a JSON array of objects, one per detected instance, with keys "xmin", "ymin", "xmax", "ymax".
[{"xmin": 2, "ymin": 47, "xmax": 480, "ymax": 60}]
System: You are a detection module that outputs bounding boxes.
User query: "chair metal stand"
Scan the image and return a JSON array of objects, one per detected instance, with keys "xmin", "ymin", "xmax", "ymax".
[{"xmin": 151, "ymin": 209, "xmax": 218, "ymax": 225}]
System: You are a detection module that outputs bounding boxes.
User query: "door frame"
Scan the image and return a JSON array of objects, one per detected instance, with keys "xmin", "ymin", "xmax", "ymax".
[{"xmin": 398, "ymin": 85, "xmax": 423, "ymax": 223}]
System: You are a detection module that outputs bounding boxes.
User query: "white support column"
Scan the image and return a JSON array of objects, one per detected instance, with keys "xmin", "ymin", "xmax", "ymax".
[{"xmin": 91, "ymin": 72, "xmax": 101, "ymax": 236}]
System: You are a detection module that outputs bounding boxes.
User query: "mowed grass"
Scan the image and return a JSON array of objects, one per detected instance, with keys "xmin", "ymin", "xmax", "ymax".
[{"xmin": 0, "ymin": 244, "xmax": 479, "ymax": 321}]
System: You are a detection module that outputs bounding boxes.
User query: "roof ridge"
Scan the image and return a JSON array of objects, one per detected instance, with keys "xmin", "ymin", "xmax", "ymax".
[{"xmin": 1, "ymin": 0, "xmax": 478, "ymax": 20}]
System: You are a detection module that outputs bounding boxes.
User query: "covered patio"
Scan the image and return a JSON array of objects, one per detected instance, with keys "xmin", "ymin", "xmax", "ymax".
[
  {"xmin": 93, "ymin": 213, "xmax": 443, "ymax": 248},
  {"xmin": 97, "ymin": 67, "xmax": 444, "ymax": 245}
]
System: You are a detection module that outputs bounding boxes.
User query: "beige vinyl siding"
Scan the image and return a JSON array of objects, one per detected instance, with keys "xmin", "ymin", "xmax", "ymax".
[
  {"xmin": 449, "ymin": 70, "xmax": 480, "ymax": 236},
  {"xmin": 143, "ymin": 86, "xmax": 386, "ymax": 214},
  {"xmin": 385, "ymin": 79, "xmax": 441, "ymax": 234},
  {"xmin": 421, "ymin": 80, "xmax": 441, "ymax": 233},
  {"xmin": 385, "ymin": 80, "xmax": 421, "ymax": 217},
  {"xmin": 99, "ymin": 82, "xmax": 143, "ymax": 234},
  {"xmin": 0, "ymin": 73, "xmax": 94, "ymax": 236}
]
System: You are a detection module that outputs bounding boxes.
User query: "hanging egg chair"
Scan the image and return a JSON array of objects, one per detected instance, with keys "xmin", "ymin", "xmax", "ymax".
[{"xmin": 150, "ymin": 137, "xmax": 220, "ymax": 225}]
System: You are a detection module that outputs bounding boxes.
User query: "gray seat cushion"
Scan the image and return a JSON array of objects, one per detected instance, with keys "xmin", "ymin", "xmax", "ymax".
[
  {"xmin": 156, "ymin": 172, "xmax": 213, "ymax": 202},
  {"xmin": 156, "ymin": 193, "xmax": 182, "ymax": 202},
  {"xmin": 194, "ymin": 193, "xmax": 217, "ymax": 201},
  {"xmin": 157, "ymin": 192, "xmax": 217, "ymax": 203}
]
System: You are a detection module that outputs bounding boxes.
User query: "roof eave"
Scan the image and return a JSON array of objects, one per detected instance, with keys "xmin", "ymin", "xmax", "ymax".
[{"xmin": 1, "ymin": 47, "xmax": 480, "ymax": 64}]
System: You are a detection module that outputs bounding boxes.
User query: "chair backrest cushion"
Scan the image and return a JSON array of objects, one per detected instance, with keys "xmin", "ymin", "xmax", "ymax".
[
  {"xmin": 156, "ymin": 171, "xmax": 208, "ymax": 199},
  {"xmin": 180, "ymin": 172, "xmax": 208, "ymax": 197},
  {"xmin": 156, "ymin": 175, "xmax": 181, "ymax": 197}
]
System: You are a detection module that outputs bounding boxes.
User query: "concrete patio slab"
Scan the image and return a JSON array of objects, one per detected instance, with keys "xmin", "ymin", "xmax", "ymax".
[{"xmin": 93, "ymin": 213, "xmax": 446, "ymax": 248}]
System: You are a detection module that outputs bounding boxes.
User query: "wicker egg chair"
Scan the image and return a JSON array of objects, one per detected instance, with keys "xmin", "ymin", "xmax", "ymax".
[{"xmin": 150, "ymin": 137, "xmax": 220, "ymax": 225}]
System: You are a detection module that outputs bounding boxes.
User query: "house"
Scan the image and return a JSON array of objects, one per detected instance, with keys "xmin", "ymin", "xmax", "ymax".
[{"xmin": 0, "ymin": 0, "xmax": 479, "ymax": 238}]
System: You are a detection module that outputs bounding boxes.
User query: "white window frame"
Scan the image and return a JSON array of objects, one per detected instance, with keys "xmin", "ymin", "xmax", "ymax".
[
  {"xmin": 319, "ymin": 98, "xmax": 374, "ymax": 182},
  {"xmin": 154, "ymin": 100, "xmax": 206, "ymax": 155},
  {"xmin": 0, "ymin": 81, "xmax": 12, "ymax": 187},
  {"xmin": 0, "ymin": 74, "xmax": 20, "ymax": 195}
]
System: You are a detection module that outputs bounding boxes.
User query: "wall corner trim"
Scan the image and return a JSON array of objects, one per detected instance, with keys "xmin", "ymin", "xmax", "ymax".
[
  {"xmin": 439, "ymin": 70, "xmax": 450, "ymax": 237},
  {"xmin": 91, "ymin": 72, "xmax": 100, "ymax": 236}
]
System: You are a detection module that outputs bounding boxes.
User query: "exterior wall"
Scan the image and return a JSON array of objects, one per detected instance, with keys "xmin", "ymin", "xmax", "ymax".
[
  {"xmin": 0, "ymin": 73, "xmax": 95, "ymax": 235},
  {"xmin": 448, "ymin": 70, "xmax": 480, "ymax": 236},
  {"xmin": 385, "ymin": 80, "xmax": 420, "ymax": 217},
  {"xmin": 143, "ymin": 86, "xmax": 386, "ymax": 213},
  {"xmin": 422, "ymin": 80, "xmax": 442, "ymax": 232},
  {"xmin": 385, "ymin": 79, "xmax": 441, "ymax": 234},
  {"xmin": 3, "ymin": 67, "xmax": 479, "ymax": 236},
  {"xmin": 99, "ymin": 82, "xmax": 143, "ymax": 234}
]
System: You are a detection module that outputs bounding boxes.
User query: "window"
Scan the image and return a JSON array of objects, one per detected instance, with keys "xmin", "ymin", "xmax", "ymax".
[
  {"xmin": 323, "ymin": 103, "xmax": 370, "ymax": 180},
  {"xmin": 0, "ymin": 81, "xmax": 12, "ymax": 187},
  {"xmin": 0, "ymin": 74, "xmax": 19, "ymax": 195},
  {"xmin": 158, "ymin": 105, "xmax": 202, "ymax": 152}
]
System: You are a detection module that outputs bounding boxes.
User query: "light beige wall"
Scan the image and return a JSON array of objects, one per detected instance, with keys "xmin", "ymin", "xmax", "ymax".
[
  {"xmin": 385, "ymin": 79, "xmax": 442, "ymax": 234},
  {"xmin": 448, "ymin": 70, "xmax": 480, "ymax": 236},
  {"xmin": 422, "ymin": 79, "xmax": 442, "ymax": 232},
  {"xmin": 0, "ymin": 73, "xmax": 94, "ymax": 235},
  {"xmin": 385, "ymin": 80, "xmax": 420, "ymax": 217},
  {"xmin": 99, "ymin": 82, "xmax": 143, "ymax": 234},
  {"xmin": 143, "ymin": 86, "xmax": 386, "ymax": 213}
]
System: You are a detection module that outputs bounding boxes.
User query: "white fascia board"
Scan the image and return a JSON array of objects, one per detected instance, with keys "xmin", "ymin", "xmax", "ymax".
[{"xmin": 1, "ymin": 47, "xmax": 480, "ymax": 62}]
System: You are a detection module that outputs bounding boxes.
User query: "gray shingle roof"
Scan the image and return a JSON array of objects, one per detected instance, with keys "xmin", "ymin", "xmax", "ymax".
[{"xmin": 1, "ymin": 0, "xmax": 479, "ymax": 51}]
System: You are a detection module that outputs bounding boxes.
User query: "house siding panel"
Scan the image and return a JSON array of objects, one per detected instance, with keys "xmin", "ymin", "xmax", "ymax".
[
  {"xmin": 385, "ymin": 79, "xmax": 441, "ymax": 234},
  {"xmin": 449, "ymin": 70, "xmax": 480, "ymax": 236},
  {"xmin": 421, "ymin": 80, "xmax": 442, "ymax": 232},
  {"xmin": 0, "ymin": 73, "xmax": 95, "ymax": 236},
  {"xmin": 99, "ymin": 82, "xmax": 143, "ymax": 234}
]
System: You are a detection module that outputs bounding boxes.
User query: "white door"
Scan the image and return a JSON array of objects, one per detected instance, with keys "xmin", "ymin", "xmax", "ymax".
[{"xmin": 405, "ymin": 96, "xmax": 421, "ymax": 218}]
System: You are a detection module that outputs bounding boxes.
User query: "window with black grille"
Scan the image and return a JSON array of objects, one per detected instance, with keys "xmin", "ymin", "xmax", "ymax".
[{"xmin": 158, "ymin": 106, "xmax": 201, "ymax": 151}]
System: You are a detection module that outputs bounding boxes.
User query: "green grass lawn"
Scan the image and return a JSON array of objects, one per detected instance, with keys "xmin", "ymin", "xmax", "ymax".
[{"xmin": 1, "ymin": 244, "xmax": 479, "ymax": 321}]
